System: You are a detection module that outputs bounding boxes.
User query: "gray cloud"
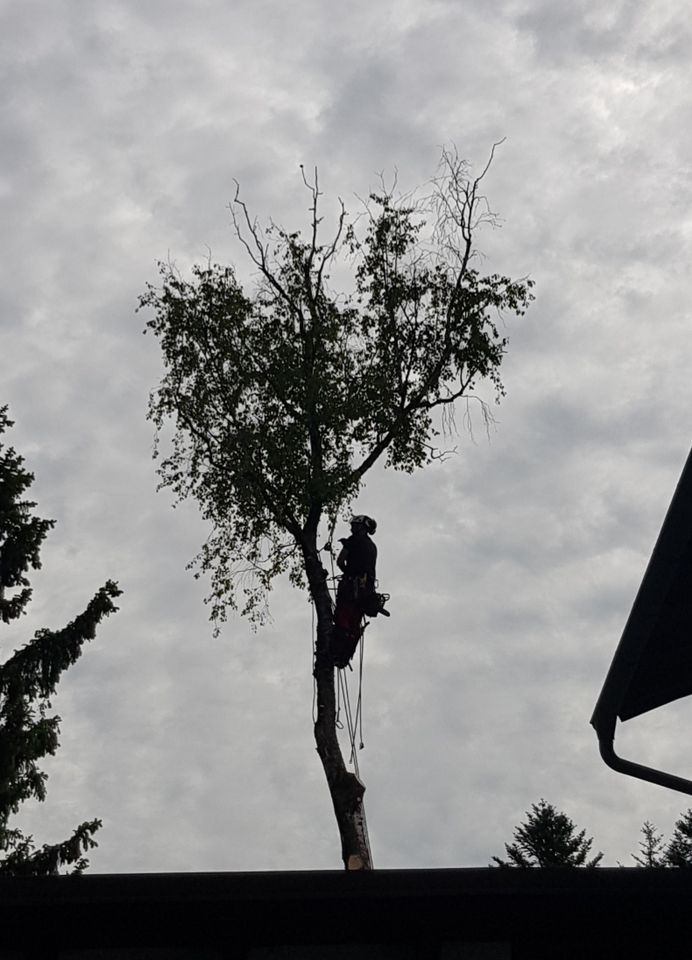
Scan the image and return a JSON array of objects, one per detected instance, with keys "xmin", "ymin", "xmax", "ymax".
[{"xmin": 3, "ymin": 0, "xmax": 692, "ymax": 873}]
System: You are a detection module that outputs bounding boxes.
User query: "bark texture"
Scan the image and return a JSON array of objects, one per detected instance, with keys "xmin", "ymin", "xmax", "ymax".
[{"xmin": 304, "ymin": 550, "xmax": 372, "ymax": 870}]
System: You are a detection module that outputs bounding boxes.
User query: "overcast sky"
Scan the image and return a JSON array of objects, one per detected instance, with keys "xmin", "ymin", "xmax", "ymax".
[{"xmin": 3, "ymin": 0, "xmax": 692, "ymax": 873}]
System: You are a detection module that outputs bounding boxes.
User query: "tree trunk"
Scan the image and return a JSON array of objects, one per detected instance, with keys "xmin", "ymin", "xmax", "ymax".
[{"xmin": 303, "ymin": 549, "xmax": 373, "ymax": 870}]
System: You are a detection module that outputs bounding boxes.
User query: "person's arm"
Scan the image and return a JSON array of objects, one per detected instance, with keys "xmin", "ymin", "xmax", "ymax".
[
  {"xmin": 336, "ymin": 537, "xmax": 349, "ymax": 572},
  {"xmin": 367, "ymin": 539, "xmax": 377, "ymax": 583}
]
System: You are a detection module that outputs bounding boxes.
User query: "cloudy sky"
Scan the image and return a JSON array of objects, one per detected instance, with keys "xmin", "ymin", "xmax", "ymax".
[{"xmin": 3, "ymin": 0, "xmax": 692, "ymax": 873}]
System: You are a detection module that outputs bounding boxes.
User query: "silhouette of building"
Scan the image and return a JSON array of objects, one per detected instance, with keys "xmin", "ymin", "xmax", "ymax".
[{"xmin": 2, "ymin": 866, "xmax": 691, "ymax": 958}]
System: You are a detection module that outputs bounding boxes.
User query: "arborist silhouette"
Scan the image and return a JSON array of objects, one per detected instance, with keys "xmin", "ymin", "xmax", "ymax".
[{"xmin": 331, "ymin": 514, "xmax": 389, "ymax": 668}]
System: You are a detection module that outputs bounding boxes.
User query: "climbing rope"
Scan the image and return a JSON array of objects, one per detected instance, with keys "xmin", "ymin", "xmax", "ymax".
[
  {"xmin": 314, "ymin": 517, "xmax": 373, "ymax": 868},
  {"xmin": 311, "ymin": 600, "xmax": 318, "ymax": 725},
  {"xmin": 337, "ymin": 658, "xmax": 363, "ymax": 777},
  {"xmin": 311, "ymin": 524, "xmax": 367, "ymax": 770},
  {"xmin": 357, "ymin": 627, "xmax": 365, "ymax": 750}
]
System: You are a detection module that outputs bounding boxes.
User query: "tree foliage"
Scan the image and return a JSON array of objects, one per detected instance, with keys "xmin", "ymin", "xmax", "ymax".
[
  {"xmin": 141, "ymin": 148, "xmax": 534, "ymax": 868},
  {"xmin": 629, "ymin": 812, "xmax": 692, "ymax": 867},
  {"xmin": 494, "ymin": 804, "xmax": 692, "ymax": 870},
  {"xmin": 0, "ymin": 406, "xmax": 121, "ymax": 875},
  {"xmin": 141, "ymin": 148, "xmax": 534, "ymax": 627},
  {"xmin": 663, "ymin": 809, "xmax": 692, "ymax": 867},
  {"xmin": 492, "ymin": 799, "xmax": 603, "ymax": 868},
  {"xmin": 631, "ymin": 820, "xmax": 666, "ymax": 868}
]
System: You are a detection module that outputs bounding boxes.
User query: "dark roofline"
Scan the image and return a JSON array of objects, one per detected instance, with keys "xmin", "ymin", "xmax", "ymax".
[
  {"xmin": 591, "ymin": 446, "xmax": 692, "ymax": 734},
  {"xmin": 590, "ymin": 445, "xmax": 692, "ymax": 796},
  {"xmin": 2, "ymin": 867, "xmax": 692, "ymax": 958}
]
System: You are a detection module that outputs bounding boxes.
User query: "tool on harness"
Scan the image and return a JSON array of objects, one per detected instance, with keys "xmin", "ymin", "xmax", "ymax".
[{"xmin": 361, "ymin": 591, "xmax": 391, "ymax": 618}]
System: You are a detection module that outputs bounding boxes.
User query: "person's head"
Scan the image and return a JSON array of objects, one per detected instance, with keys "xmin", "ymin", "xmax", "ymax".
[{"xmin": 350, "ymin": 514, "xmax": 377, "ymax": 536}]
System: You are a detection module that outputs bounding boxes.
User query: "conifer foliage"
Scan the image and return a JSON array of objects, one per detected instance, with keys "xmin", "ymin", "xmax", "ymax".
[
  {"xmin": 492, "ymin": 799, "xmax": 603, "ymax": 868},
  {"xmin": 663, "ymin": 810, "xmax": 692, "ymax": 867},
  {"xmin": 631, "ymin": 820, "xmax": 666, "ymax": 868},
  {"xmin": 0, "ymin": 406, "xmax": 121, "ymax": 875}
]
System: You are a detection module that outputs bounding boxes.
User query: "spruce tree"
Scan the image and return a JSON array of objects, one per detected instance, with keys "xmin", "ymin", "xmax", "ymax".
[
  {"xmin": 632, "ymin": 820, "xmax": 666, "ymax": 867},
  {"xmin": 664, "ymin": 809, "xmax": 692, "ymax": 867},
  {"xmin": 492, "ymin": 799, "xmax": 603, "ymax": 867},
  {"xmin": 0, "ymin": 405, "xmax": 121, "ymax": 875}
]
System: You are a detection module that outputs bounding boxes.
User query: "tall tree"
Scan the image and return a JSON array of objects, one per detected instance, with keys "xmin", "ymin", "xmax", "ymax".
[
  {"xmin": 492, "ymin": 799, "xmax": 603, "ymax": 868},
  {"xmin": 141, "ymin": 148, "xmax": 534, "ymax": 869},
  {"xmin": 0, "ymin": 406, "xmax": 121, "ymax": 875},
  {"xmin": 664, "ymin": 809, "xmax": 692, "ymax": 867},
  {"xmin": 631, "ymin": 820, "xmax": 666, "ymax": 867}
]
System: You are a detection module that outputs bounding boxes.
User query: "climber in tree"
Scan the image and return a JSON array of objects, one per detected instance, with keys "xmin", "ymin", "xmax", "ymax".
[
  {"xmin": 337, "ymin": 515, "xmax": 378, "ymax": 586},
  {"xmin": 331, "ymin": 515, "xmax": 389, "ymax": 668}
]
